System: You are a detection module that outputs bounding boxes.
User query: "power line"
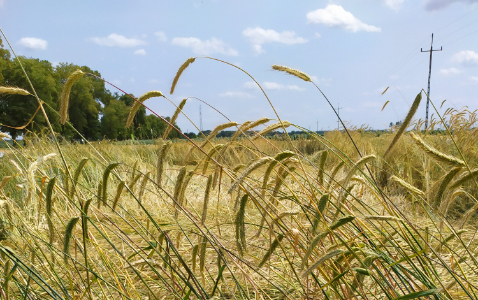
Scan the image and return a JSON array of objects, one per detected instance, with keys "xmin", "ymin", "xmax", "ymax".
[{"xmin": 421, "ymin": 33, "xmax": 442, "ymax": 129}]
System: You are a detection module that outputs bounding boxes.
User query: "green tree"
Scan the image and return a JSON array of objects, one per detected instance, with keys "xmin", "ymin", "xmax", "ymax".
[
  {"xmin": 100, "ymin": 98, "xmax": 128, "ymax": 140},
  {"xmin": 0, "ymin": 37, "xmax": 11, "ymax": 82},
  {"xmin": 0, "ymin": 57, "xmax": 61, "ymax": 140},
  {"xmin": 56, "ymin": 64, "xmax": 112, "ymax": 140},
  {"xmin": 148, "ymin": 115, "xmax": 182, "ymax": 139},
  {"xmin": 117, "ymin": 93, "xmax": 147, "ymax": 139}
]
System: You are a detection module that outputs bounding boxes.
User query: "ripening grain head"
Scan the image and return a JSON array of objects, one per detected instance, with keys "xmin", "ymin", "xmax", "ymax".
[
  {"xmin": 252, "ymin": 121, "xmax": 291, "ymax": 140},
  {"xmin": 162, "ymin": 98, "xmax": 187, "ymax": 139},
  {"xmin": 200, "ymin": 121, "xmax": 239, "ymax": 147},
  {"xmin": 27, "ymin": 153, "xmax": 56, "ymax": 196},
  {"xmin": 384, "ymin": 92, "xmax": 422, "ymax": 158},
  {"xmin": 272, "ymin": 65, "xmax": 311, "ymax": 82},
  {"xmin": 171, "ymin": 57, "xmax": 195, "ymax": 94},
  {"xmin": 0, "ymin": 132, "xmax": 12, "ymax": 140},
  {"xmin": 391, "ymin": 175, "xmax": 425, "ymax": 197},
  {"xmin": 60, "ymin": 70, "xmax": 85, "ymax": 124},
  {"xmin": 409, "ymin": 131, "xmax": 465, "ymax": 166},
  {"xmin": 0, "ymin": 86, "xmax": 30, "ymax": 96},
  {"xmin": 126, "ymin": 90, "xmax": 164, "ymax": 127}
]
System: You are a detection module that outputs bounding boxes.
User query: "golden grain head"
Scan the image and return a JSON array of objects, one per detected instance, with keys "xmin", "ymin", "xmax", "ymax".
[
  {"xmin": 391, "ymin": 175, "xmax": 425, "ymax": 197},
  {"xmin": 0, "ymin": 86, "xmax": 30, "ymax": 96},
  {"xmin": 248, "ymin": 117, "xmax": 271, "ymax": 130},
  {"xmin": 0, "ymin": 132, "xmax": 12, "ymax": 140},
  {"xmin": 272, "ymin": 65, "xmax": 311, "ymax": 82},
  {"xmin": 127, "ymin": 91, "xmax": 164, "ymax": 127},
  {"xmin": 252, "ymin": 120, "xmax": 292, "ymax": 140},
  {"xmin": 171, "ymin": 57, "xmax": 196, "ymax": 95},
  {"xmin": 409, "ymin": 131, "xmax": 465, "ymax": 166},
  {"xmin": 59, "ymin": 70, "xmax": 85, "ymax": 124},
  {"xmin": 137, "ymin": 90, "xmax": 164, "ymax": 102}
]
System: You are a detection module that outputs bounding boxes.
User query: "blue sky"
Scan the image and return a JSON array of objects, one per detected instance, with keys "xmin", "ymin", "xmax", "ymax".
[{"xmin": 1, "ymin": 0, "xmax": 477, "ymax": 132}]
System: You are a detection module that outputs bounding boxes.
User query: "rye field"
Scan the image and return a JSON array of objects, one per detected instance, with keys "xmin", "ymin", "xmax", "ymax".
[{"xmin": 1, "ymin": 58, "xmax": 478, "ymax": 300}]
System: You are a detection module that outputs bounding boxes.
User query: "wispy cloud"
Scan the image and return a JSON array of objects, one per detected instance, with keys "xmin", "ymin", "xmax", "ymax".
[
  {"xmin": 471, "ymin": 76, "xmax": 478, "ymax": 83},
  {"xmin": 310, "ymin": 76, "xmax": 332, "ymax": 86},
  {"xmin": 242, "ymin": 27, "xmax": 307, "ymax": 54},
  {"xmin": 91, "ymin": 33, "xmax": 146, "ymax": 47},
  {"xmin": 263, "ymin": 82, "xmax": 305, "ymax": 91},
  {"xmin": 440, "ymin": 67, "xmax": 462, "ymax": 75},
  {"xmin": 155, "ymin": 31, "xmax": 167, "ymax": 42},
  {"xmin": 244, "ymin": 81, "xmax": 305, "ymax": 91},
  {"xmin": 451, "ymin": 50, "xmax": 478, "ymax": 66},
  {"xmin": 134, "ymin": 49, "xmax": 147, "ymax": 56},
  {"xmin": 171, "ymin": 37, "xmax": 238, "ymax": 56},
  {"xmin": 219, "ymin": 91, "xmax": 253, "ymax": 98},
  {"xmin": 383, "ymin": 0, "xmax": 404, "ymax": 10},
  {"xmin": 243, "ymin": 81, "xmax": 259, "ymax": 89},
  {"xmin": 18, "ymin": 37, "xmax": 47, "ymax": 50},
  {"xmin": 307, "ymin": 5, "xmax": 381, "ymax": 32},
  {"xmin": 423, "ymin": 0, "xmax": 478, "ymax": 11}
]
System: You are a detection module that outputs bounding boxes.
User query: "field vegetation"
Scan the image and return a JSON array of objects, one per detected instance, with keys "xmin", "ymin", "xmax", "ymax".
[{"xmin": 1, "ymin": 33, "xmax": 478, "ymax": 299}]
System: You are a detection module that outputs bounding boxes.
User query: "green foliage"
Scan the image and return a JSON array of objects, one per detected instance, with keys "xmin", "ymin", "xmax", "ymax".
[
  {"xmin": 55, "ymin": 63, "xmax": 108, "ymax": 140},
  {"xmin": 0, "ymin": 56, "xmax": 61, "ymax": 140},
  {"xmin": 100, "ymin": 93, "xmax": 181, "ymax": 141},
  {"xmin": 101, "ymin": 98, "xmax": 129, "ymax": 140},
  {"xmin": 0, "ymin": 37, "xmax": 10, "ymax": 82},
  {"xmin": 0, "ymin": 44, "xmax": 181, "ymax": 142}
]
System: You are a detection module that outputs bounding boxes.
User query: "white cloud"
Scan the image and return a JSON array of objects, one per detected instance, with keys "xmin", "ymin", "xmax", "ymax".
[
  {"xmin": 18, "ymin": 37, "xmax": 47, "ymax": 50},
  {"xmin": 91, "ymin": 33, "xmax": 146, "ymax": 47},
  {"xmin": 383, "ymin": 0, "xmax": 404, "ymax": 10},
  {"xmin": 451, "ymin": 50, "xmax": 478, "ymax": 66},
  {"xmin": 424, "ymin": 0, "xmax": 478, "ymax": 11},
  {"xmin": 134, "ymin": 49, "xmax": 147, "ymax": 56},
  {"xmin": 219, "ymin": 91, "xmax": 253, "ymax": 98},
  {"xmin": 243, "ymin": 81, "xmax": 259, "ymax": 89},
  {"xmin": 155, "ymin": 31, "xmax": 167, "ymax": 42},
  {"xmin": 440, "ymin": 67, "xmax": 462, "ymax": 75},
  {"xmin": 242, "ymin": 27, "xmax": 308, "ymax": 54},
  {"xmin": 263, "ymin": 82, "xmax": 305, "ymax": 91},
  {"xmin": 315, "ymin": 33, "xmax": 322, "ymax": 38},
  {"xmin": 310, "ymin": 76, "xmax": 332, "ymax": 86},
  {"xmin": 252, "ymin": 44, "xmax": 265, "ymax": 54},
  {"xmin": 171, "ymin": 37, "xmax": 238, "ymax": 56},
  {"xmin": 471, "ymin": 76, "xmax": 478, "ymax": 83},
  {"xmin": 244, "ymin": 81, "xmax": 305, "ymax": 91},
  {"xmin": 306, "ymin": 5, "xmax": 381, "ymax": 32}
]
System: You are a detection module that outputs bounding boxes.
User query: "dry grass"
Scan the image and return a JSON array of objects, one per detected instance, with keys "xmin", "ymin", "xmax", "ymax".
[{"xmin": 1, "ymin": 59, "xmax": 478, "ymax": 300}]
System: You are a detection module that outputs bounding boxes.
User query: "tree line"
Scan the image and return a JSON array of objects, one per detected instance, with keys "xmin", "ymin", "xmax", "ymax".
[{"xmin": 0, "ymin": 37, "xmax": 181, "ymax": 142}]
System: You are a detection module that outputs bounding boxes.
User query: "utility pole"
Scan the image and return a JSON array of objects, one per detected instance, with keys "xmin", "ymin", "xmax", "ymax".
[
  {"xmin": 199, "ymin": 105, "xmax": 203, "ymax": 132},
  {"xmin": 421, "ymin": 33, "xmax": 442, "ymax": 129},
  {"xmin": 337, "ymin": 103, "xmax": 343, "ymax": 130}
]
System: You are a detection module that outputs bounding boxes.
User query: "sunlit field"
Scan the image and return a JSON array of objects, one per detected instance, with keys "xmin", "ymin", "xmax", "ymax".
[{"xmin": 1, "ymin": 54, "xmax": 478, "ymax": 300}]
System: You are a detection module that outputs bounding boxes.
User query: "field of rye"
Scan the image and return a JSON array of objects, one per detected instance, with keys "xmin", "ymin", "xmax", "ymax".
[{"xmin": 1, "ymin": 55, "xmax": 478, "ymax": 300}]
